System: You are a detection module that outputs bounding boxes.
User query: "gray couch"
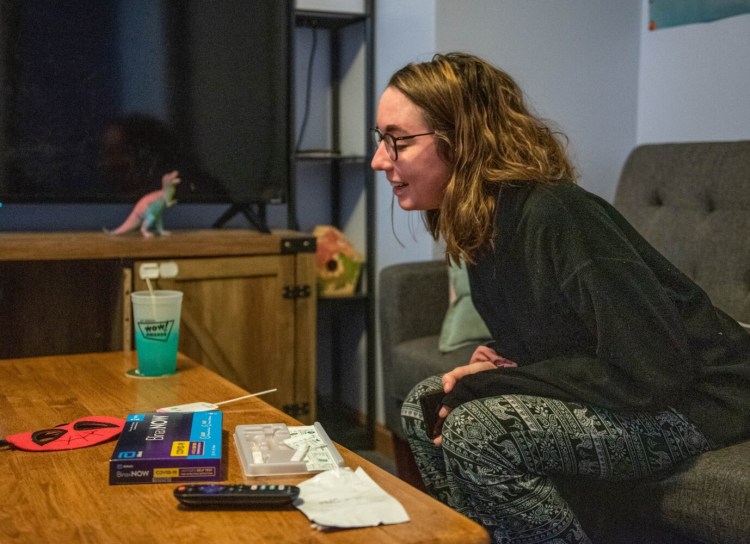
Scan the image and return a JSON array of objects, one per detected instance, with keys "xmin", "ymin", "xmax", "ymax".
[{"xmin": 379, "ymin": 140, "xmax": 750, "ymax": 543}]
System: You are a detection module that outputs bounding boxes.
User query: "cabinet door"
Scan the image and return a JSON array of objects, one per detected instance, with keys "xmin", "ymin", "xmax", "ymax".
[
  {"xmin": 134, "ymin": 255, "xmax": 315, "ymax": 423},
  {"xmin": 0, "ymin": 260, "xmax": 125, "ymax": 358}
]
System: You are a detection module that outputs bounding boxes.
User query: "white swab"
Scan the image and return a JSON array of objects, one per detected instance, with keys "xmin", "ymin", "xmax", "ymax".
[{"xmin": 214, "ymin": 389, "xmax": 278, "ymax": 406}]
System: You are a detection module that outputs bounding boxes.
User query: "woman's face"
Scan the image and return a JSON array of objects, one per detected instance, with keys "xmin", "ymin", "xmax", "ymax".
[{"xmin": 371, "ymin": 87, "xmax": 451, "ymax": 211}]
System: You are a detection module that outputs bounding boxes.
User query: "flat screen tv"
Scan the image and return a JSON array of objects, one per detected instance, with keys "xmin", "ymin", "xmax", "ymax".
[{"xmin": 0, "ymin": 0, "xmax": 292, "ymax": 226}]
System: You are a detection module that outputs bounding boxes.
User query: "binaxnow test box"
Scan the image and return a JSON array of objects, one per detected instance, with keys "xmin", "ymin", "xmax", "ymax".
[{"xmin": 109, "ymin": 411, "xmax": 222, "ymax": 485}]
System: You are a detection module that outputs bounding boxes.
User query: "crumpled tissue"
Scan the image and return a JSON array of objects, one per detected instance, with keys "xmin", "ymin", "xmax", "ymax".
[{"xmin": 293, "ymin": 467, "xmax": 410, "ymax": 531}]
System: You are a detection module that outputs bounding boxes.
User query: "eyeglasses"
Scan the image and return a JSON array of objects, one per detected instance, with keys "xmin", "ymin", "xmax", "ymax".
[{"xmin": 370, "ymin": 127, "xmax": 436, "ymax": 161}]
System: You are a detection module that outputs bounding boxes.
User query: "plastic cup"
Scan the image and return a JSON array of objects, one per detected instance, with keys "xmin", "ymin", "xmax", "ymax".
[{"xmin": 131, "ymin": 290, "xmax": 183, "ymax": 377}]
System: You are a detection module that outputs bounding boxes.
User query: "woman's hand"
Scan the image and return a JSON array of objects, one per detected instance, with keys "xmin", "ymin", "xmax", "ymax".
[
  {"xmin": 441, "ymin": 359, "xmax": 497, "ymax": 394},
  {"xmin": 469, "ymin": 345, "xmax": 518, "ymax": 368},
  {"xmin": 442, "ymin": 346, "xmax": 517, "ymax": 394},
  {"xmin": 432, "ymin": 347, "xmax": 517, "ymax": 445}
]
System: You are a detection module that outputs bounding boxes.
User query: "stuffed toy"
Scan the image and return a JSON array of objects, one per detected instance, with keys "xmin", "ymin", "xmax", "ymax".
[{"xmin": 313, "ymin": 225, "xmax": 364, "ymax": 296}]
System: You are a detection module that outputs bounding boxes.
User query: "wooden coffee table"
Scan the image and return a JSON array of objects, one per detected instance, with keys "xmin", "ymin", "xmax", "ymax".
[{"xmin": 0, "ymin": 351, "xmax": 488, "ymax": 543}]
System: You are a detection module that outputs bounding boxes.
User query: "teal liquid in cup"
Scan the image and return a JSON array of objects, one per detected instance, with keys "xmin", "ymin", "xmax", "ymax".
[
  {"xmin": 134, "ymin": 322, "xmax": 180, "ymax": 376},
  {"xmin": 131, "ymin": 290, "xmax": 183, "ymax": 377}
]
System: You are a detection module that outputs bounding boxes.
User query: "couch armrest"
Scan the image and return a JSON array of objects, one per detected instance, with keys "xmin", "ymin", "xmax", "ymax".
[{"xmin": 379, "ymin": 261, "xmax": 448, "ymax": 374}]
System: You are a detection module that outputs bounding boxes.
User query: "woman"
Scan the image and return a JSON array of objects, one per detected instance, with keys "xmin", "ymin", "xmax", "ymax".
[{"xmin": 370, "ymin": 52, "xmax": 750, "ymax": 543}]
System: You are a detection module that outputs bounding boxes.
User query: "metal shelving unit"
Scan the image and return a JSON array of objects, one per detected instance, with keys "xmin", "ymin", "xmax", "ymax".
[{"xmin": 291, "ymin": 1, "xmax": 376, "ymax": 448}]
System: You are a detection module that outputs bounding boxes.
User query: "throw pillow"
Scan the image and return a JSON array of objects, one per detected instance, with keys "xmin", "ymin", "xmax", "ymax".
[{"xmin": 438, "ymin": 260, "xmax": 492, "ymax": 352}]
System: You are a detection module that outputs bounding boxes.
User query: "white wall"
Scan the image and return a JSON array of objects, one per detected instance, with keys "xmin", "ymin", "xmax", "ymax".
[
  {"xmin": 637, "ymin": 6, "xmax": 750, "ymax": 143},
  {"xmin": 370, "ymin": 0, "xmax": 437, "ymax": 421},
  {"xmin": 435, "ymin": 0, "xmax": 642, "ymax": 202},
  {"xmin": 373, "ymin": 1, "xmax": 438, "ymax": 272},
  {"xmin": 374, "ymin": 1, "xmax": 642, "ymax": 245},
  {"xmin": 373, "ymin": 0, "xmax": 644, "ymax": 280}
]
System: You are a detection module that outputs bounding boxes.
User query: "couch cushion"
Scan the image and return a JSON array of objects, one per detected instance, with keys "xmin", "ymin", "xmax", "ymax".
[
  {"xmin": 556, "ymin": 440, "xmax": 750, "ymax": 544},
  {"xmin": 648, "ymin": 440, "xmax": 750, "ymax": 544},
  {"xmin": 439, "ymin": 261, "xmax": 492, "ymax": 352}
]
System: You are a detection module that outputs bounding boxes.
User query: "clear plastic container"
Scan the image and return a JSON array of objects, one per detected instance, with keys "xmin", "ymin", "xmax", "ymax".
[{"xmin": 233, "ymin": 422, "xmax": 345, "ymax": 476}]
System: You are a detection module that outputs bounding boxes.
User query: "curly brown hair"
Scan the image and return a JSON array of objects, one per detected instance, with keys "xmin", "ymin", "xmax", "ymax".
[{"xmin": 387, "ymin": 52, "xmax": 576, "ymax": 263}]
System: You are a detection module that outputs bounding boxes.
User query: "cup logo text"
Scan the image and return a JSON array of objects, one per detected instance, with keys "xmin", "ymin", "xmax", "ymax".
[{"xmin": 137, "ymin": 320, "xmax": 175, "ymax": 342}]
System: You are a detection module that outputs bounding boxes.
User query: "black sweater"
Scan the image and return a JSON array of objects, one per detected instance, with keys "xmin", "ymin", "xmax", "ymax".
[{"xmin": 444, "ymin": 182, "xmax": 750, "ymax": 447}]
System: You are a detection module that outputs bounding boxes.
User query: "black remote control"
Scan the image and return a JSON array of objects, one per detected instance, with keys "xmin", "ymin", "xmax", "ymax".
[{"xmin": 174, "ymin": 484, "xmax": 300, "ymax": 509}]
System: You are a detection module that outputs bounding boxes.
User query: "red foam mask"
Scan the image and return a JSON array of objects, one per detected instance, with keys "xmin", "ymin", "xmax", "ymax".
[{"xmin": 1, "ymin": 416, "xmax": 125, "ymax": 452}]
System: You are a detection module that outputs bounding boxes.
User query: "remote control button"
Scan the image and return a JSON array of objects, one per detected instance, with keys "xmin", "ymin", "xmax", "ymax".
[{"xmin": 201, "ymin": 485, "xmax": 223, "ymax": 493}]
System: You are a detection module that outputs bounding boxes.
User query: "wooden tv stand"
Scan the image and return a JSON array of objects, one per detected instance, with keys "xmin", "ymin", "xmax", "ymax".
[{"xmin": 0, "ymin": 229, "xmax": 317, "ymax": 422}]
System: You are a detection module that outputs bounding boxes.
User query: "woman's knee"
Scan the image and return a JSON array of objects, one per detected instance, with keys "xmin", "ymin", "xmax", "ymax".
[
  {"xmin": 402, "ymin": 374, "xmax": 444, "ymax": 407},
  {"xmin": 401, "ymin": 375, "xmax": 445, "ymax": 441},
  {"xmin": 441, "ymin": 398, "xmax": 518, "ymax": 464},
  {"xmin": 441, "ymin": 401, "xmax": 479, "ymax": 445}
]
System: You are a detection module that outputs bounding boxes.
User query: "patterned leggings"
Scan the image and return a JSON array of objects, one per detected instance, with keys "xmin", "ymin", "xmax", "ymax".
[{"xmin": 402, "ymin": 375, "xmax": 712, "ymax": 544}]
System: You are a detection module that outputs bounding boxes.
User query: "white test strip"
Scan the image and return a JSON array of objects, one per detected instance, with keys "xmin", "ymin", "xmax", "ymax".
[
  {"xmin": 157, "ymin": 401, "xmax": 218, "ymax": 413},
  {"xmin": 290, "ymin": 444, "xmax": 309, "ymax": 463},
  {"xmin": 156, "ymin": 388, "xmax": 278, "ymax": 413}
]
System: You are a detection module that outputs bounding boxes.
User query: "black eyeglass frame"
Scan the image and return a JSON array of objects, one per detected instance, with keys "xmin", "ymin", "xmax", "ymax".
[{"xmin": 370, "ymin": 127, "xmax": 436, "ymax": 161}]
